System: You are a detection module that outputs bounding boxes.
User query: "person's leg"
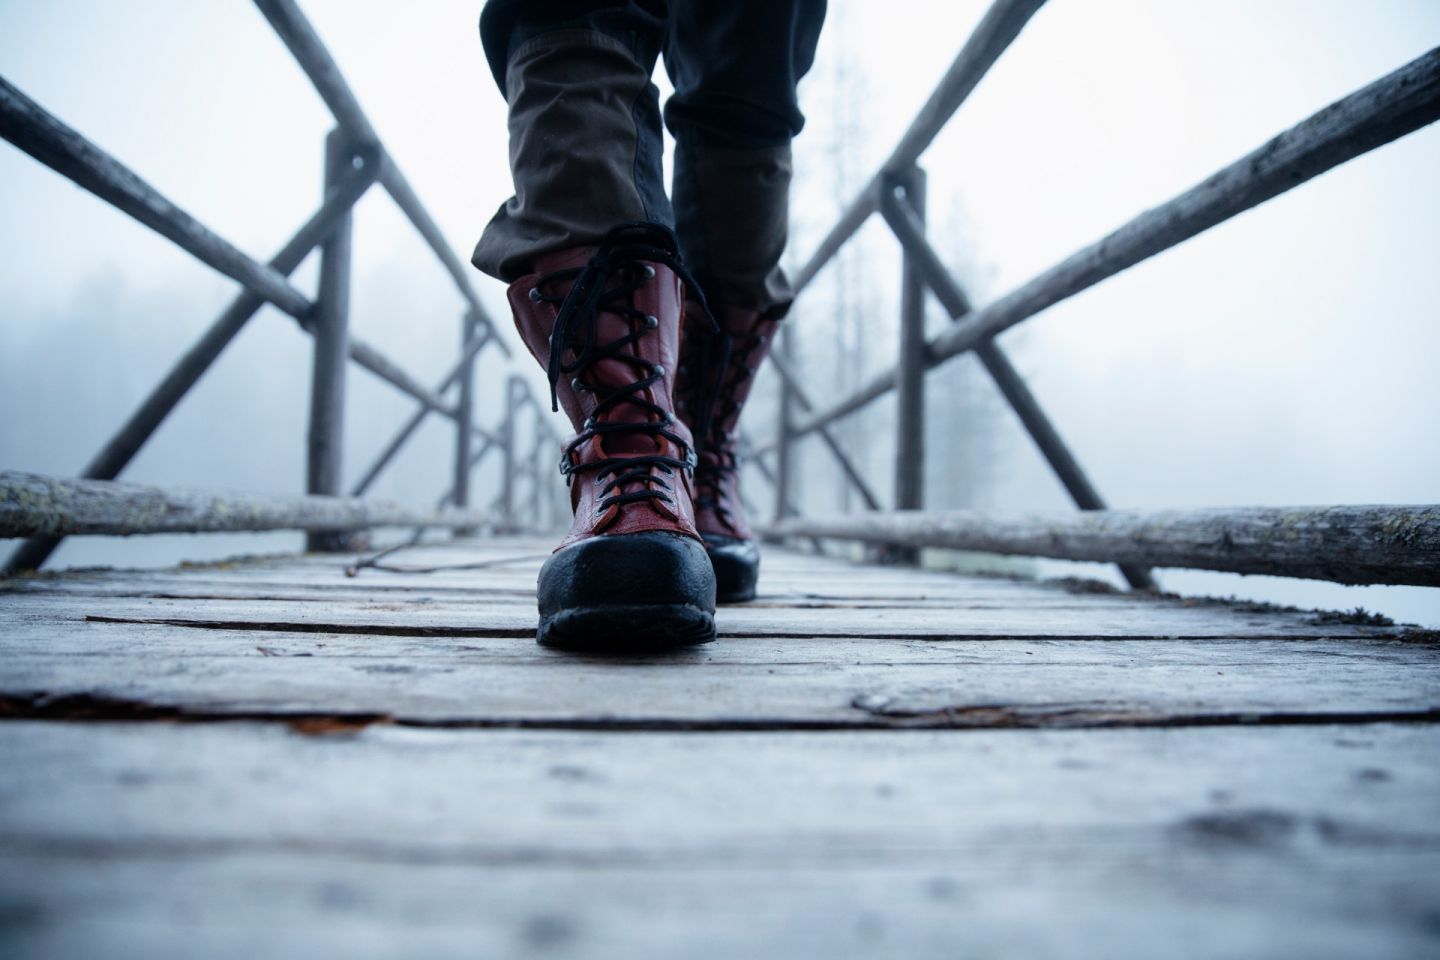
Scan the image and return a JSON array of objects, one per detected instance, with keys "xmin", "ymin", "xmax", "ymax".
[
  {"xmin": 476, "ymin": 0, "xmax": 717, "ymax": 650},
  {"xmin": 473, "ymin": 0, "xmax": 673, "ymax": 281},
  {"xmin": 664, "ymin": 0, "xmax": 827, "ymax": 602}
]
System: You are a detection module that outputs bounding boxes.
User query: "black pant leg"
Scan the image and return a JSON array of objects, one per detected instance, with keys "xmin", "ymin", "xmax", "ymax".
[{"xmin": 663, "ymin": 0, "xmax": 827, "ymax": 313}]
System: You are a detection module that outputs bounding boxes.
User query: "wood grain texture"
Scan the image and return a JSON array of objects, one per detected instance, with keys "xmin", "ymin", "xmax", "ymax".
[
  {"xmin": 1, "ymin": 723, "xmax": 1437, "ymax": 959},
  {"xmin": 0, "ymin": 539, "xmax": 1430, "ymax": 728},
  {"xmin": 2, "ymin": 536, "xmax": 1436, "ymax": 958}
]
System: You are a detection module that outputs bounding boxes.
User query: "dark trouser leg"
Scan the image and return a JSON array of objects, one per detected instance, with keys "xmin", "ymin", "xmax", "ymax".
[
  {"xmin": 663, "ymin": 0, "xmax": 827, "ymax": 315},
  {"xmin": 662, "ymin": 0, "xmax": 826, "ymax": 602},
  {"xmin": 473, "ymin": 0, "xmax": 717, "ymax": 649},
  {"xmin": 472, "ymin": 0, "xmax": 672, "ymax": 282}
]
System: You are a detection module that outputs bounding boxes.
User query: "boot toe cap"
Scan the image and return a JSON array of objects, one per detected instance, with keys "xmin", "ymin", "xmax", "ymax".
[
  {"xmin": 538, "ymin": 532, "xmax": 717, "ymax": 651},
  {"xmin": 702, "ymin": 533, "xmax": 760, "ymax": 604}
]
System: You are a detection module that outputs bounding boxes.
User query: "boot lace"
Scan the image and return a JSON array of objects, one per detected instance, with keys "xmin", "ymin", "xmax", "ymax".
[{"xmin": 531, "ymin": 223, "xmax": 714, "ymax": 512}]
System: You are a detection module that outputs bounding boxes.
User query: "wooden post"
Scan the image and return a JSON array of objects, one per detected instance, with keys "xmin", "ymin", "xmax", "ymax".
[
  {"xmin": 306, "ymin": 128, "xmax": 355, "ymax": 552},
  {"xmin": 894, "ymin": 168, "xmax": 928, "ymax": 497},
  {"xmin": 763, "ymin": 351, "xmax": 881, "ymax": 511},
  {"xmin": 452, "ymin": 310, "xmax": 479, "ymax": 537},
  {"xmin": 773, "ymin": 324, "xmax": 796, "ymax": 522},
  {"xmin": 528, "ymin": 411, "xmax": 546, "ymax": 530},
  {"xmin": 500, "ymin": 376, "xmax": 522, "ymax": 528},
  {"xmin": 889, "ymin": 167, "xmax": 928, "ymax": 564},
  {"xmin": 879, "ymin": 192, "xmax": 1157, "ymax": 590}
]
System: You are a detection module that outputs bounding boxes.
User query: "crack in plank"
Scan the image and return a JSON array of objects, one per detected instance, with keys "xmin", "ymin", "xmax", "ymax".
[{"xmin": 2, "ymin": 692, "xmax": 1437, "ymax": 734}]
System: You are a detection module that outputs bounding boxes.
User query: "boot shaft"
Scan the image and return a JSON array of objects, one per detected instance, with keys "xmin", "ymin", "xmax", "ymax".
[
  {"xmin": 507, "ymin": 226, "xmax": 706, "ymax": 547},
  {"xmin": 675, "ymin": 303, "xmax": 781, "ymax": 541}
]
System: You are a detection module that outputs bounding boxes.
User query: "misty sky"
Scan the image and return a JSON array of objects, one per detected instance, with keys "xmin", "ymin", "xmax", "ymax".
[{"xmin": 1, "ymin": 1, "xmax": 1437, "ymax": 624}]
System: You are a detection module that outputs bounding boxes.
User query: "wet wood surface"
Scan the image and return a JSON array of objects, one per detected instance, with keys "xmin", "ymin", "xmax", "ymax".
[{"xmin": 1, "ymin": 536, "xmax": 1437, "ymax": 958}]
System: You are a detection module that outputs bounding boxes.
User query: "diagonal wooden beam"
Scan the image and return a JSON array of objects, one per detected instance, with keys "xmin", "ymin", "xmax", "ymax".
[{"xmin": 788, "ymin": 47, "xmax": 1440, "ymax": 439}]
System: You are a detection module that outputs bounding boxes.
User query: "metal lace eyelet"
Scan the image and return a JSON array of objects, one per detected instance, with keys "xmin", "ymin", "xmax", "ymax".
[
  {"xmin": 644, "ymin": 314, "xmax": 659, "ymax": 329},
  {"xmin": 582, "ymin": 416, "xmax": 595, "ymax": 429},
  {"xmin": 570, "ymin": 377, "xmax": 587, "ymax": 392},
  {"xmin": 641, "ymin": 265, "xmax": 656, "ymax": 280},
  {"xmin": 652, "ymin": 364, "xmax": 665, "ymax": 376},
  {"xmin": 528, "ymin": 287, "xmax": 542, "ymax": 302}
]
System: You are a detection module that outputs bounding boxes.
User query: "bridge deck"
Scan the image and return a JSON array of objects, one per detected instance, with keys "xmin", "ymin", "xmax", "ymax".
[{"xmin": 2, "ymin": 537, "xmax": 1438, "ymax": 958}]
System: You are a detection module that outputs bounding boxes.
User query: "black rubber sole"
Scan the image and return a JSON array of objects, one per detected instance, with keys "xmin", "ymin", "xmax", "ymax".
[
  {"xmin": 537, "ymin": 531, "xmax": 717, "ymax": 651},
  {"xmin": 540, "ymin": 603, "xmax": 716, "ymax": 652},
  {"xmin": 703, "ymin": 533, "xmax": 760, "ymax": 604}
]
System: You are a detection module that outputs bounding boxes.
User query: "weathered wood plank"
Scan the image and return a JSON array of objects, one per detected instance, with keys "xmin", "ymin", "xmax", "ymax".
[
  {"xmin": 3, "ymin": 615, "xmax": 1427, "ymax": 664},
  {"xmin": 3, "ymin": 638, "xmax": 1436, "ymax": 725},
  {"xmin": 4, "ymin": 561, "xmax": 1083, "ymax": 600},
  {"xmin": 0, "ymin": 591, "xmax": 1404, "ymax": 639},
  {"xmin": 0, "ymin": 578, "xmax": 1129, "ymax": 610},
  {"xmin": 2, "ymin": 534, "xmax": 1413, "ymax": 653},
  {"xmin": 0, "ymin": 723, "xmax": 1436, "ymax": 959},
  {"xmin": 5, "ymin": 587, "xmax": 1405, "ymax": 639},
  {"xmin": 2, "ymin": 566, "xmax": 1365, "ymax": 617}
]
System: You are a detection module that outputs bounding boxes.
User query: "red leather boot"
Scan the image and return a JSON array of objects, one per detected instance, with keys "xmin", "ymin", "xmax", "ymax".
[
  {"xmin": 509, "ymin": 224, "xmax": 717, "ymax": 650},
  {"xmin": 674, "ymin": 304, "xmax": 781, "ymax": 602}
]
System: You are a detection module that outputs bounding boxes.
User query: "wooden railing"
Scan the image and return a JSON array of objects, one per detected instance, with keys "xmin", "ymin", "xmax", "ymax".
[
  {"xmin": 3, "ymin": 0, "xmax": 1437, "ymax": 590},
  {"xmin": 0, "ymin": 0, "xmax": 561, "ymax": 570},
  {"xmin": 752, "ymin": 0, "xmax": 1440, "ymax": 590}
]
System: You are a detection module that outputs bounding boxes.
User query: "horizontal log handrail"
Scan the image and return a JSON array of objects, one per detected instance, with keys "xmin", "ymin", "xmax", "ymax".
[
  {"xmin": 0, "ymin": 472, "xmax": 489, "ymax": 539},
  {"xmin": 0, "ymin": 74, "xmax": 455, "ymax": 421},
  {"xmin": 764, "ymin": 506, "xmax": 1440, "ymax": 588},
  {"xmin": 0, "ymin": 76, "xmax": 316, "ymax": 321},
  {"xmin": 788, "ymin": 46, "xmax": 1440, "ymax": 440}
]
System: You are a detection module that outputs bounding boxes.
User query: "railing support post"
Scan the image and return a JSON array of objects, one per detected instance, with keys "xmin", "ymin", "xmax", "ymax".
[
  {"xmin": 528, "ymin": 416, "xmax": 545, "ymax": 531},
  {"xmin": 894, "ymin": 167, "xmax": 928, "ymax": 511},
  {"xmin": 773, "ymin": 324, "xmax": 797, "ymax": 522},
  {"xmin": 877, "ymin": 190, "xmax": 1157, "ymax": 590},
  {"xmin": 501, "ymin": 376, "xmax": 523, "ymax": 529},
  {"xmin": 452, "ymin": 309, "xmax": 479, "ymax": 537},
  {"xmin": 305, "ymin": 127, "xmax": 356, "ymax": 552}
]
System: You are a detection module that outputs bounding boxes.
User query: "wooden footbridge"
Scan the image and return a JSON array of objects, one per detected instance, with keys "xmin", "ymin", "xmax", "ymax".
[{"xmin": 3, "ymin": 1, "xmax": 1439, "ymax": 956}]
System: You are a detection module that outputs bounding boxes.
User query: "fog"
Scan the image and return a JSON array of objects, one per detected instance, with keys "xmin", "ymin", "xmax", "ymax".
[{"xmin": 2, "ymin": 1, "xmax": 1436, "ymax": 625}]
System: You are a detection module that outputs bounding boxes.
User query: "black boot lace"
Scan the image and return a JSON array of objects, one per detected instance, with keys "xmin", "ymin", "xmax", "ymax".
[{"xmin": 530, "ymin": 223, "xmax": 715, "ymax": 513}]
